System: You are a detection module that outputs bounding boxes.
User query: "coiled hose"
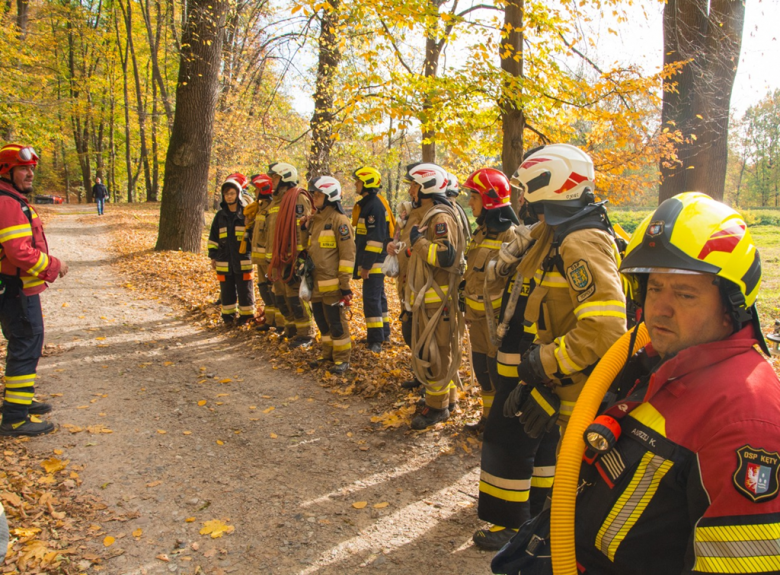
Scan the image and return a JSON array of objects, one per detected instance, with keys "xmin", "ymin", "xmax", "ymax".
[
  {"xmin": 550, "ymin": 322, "xmax": 650, "ymax": 575},
  {"xmin": 269, "ymin": 187, "xmax": 312, "ymax": 284}
]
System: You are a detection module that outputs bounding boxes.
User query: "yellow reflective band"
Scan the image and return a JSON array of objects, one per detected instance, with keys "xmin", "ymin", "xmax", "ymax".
[
  {"xmin": 534, "ymin": 269, "xmax": 569, "ymax": 289},
  {"xmin": 241, "ymin": 261, "xmax": 253, "ymax": 271},
  {"xmin": 338, "ymin": 260, "xmax": 354, "ymax": 274},
  {"xmin": 629, "ymin": 403, "xmax": 667, "ymax": 437},
  {"xmin": 268, "ymin": 206, "xmax": 280, "ymax": 214},
  {"xmin": 0, "ymin": 223, "xmax": 32, "ymax": 243},
  {"xmin": 531, "ymin": 476, "xmax": 555, "ymax": 488},
  {"xmin": 366, "ymin": 240, "xmax": 383, "ymax": 253},
  {"xmin": 482, "ymin": 394, "xmax": 495, "ymax": 408},
  {"xmin": 319, "ymin": 235, "xmax": 336, "ymax": 249},
  {"xmin": 4, "ymin": 392, "xmax": 34, "ymax": 405},
  {"xmin": 321, "ymin": 335, "xmax": 332, "ymax": 343},
  {"xmin": 497, "ymin": 363, "xmax": 519, "ymax": 378},
  {"xmin": 559, "ymin": 400, "xmax": 576, "ymax": 416},
  {"xmin": 366, "ymin": 317, "xmax": 383, "ymax": 328},
  {"xmin": 208, "ymin": 241, "xmax": 219, "ymax": 249},
  {"xmin": 524, "ymin": 322, "xmax": 538, "ymax": 334},
  {"xmin": 427, "ymin": 244, "xmax": 437, "ymax": 266},
  {"xmin": 479, "ymin": 239, "xmax": 502, "ymax": 250},
  {"xmin": 265, "ymin": 253, "xmax": 272, "ymax": 260},
  {"xmin": 318, "ymin": 279, "xmax": 340, "ymax": 292},
  {"xmin": 466, "ymin": 296, "xmax": 502, "ymax": 311},
  {"xmin": 574, "ymin": 300, "xmax": 627, "ymax": 320},
  {"xmin": 530, "ymin": 387, "xmax": 556, "ymax": 416},
  {"xmin": 481, "ymin": 470, "xmax": 531, "ymax": 491},
  {"xmin": 297, "ymin": 244, "xmax": 304, "ymax": 251},
  {"xmin": 356, "ymin": 224, "xmax": 367, "ymax": 235},
  {"xmin": 693, "ymin": 555, "xmax": 780, "ymax": 574},
  {"xmin": 596, "ymin": 452, "xmax": 674, "ymax": 561},
  {"xmin": 479, "ymin": 480, "xmax": 530, "ymax": 502},
  {"xmin": 425, "ymin": 381, "xmax": 454, "ymax": 395},
  {"xmin": 333, "ymin": 337, "xmax": 351, "ymax": 352},
  {"xmin": 694, "ymin": 521, "xmax": 780, "ymax": 573},
  {"xmin": 369, "ymin": 265, "xmax": 383, "ymax": 274},
  {"xmin": 238, "ymin": 306, "xmax": 254, "ymax": 316},
  {"xmin": 554, "ymin": 336, "xmax": 585, "ymax": 375},
  {"xmin": 5, "ymin": 373, "xmax": 35, "ymax": 383},
  {"xmin": 497, "ymin": 351, "xmax": 520, "ymax": 365},
  {"xmin": 27, "ymin": 252, "xmax": 49, "ymax": 276},
  {"xmin": 222, "ymin": 305, "xmax": 237, "ymax": 313},
  {"xmin": 21, "ymin": 277, "xmax": 44, "ymax": 288}
]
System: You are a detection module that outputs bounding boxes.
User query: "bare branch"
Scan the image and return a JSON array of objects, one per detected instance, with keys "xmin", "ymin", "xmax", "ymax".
[{"xmin": 379, "ymin": 19, "xmax": 415, "ymax": 75}]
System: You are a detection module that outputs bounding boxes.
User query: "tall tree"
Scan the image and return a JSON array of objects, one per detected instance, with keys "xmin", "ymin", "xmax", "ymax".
[
  {"xmin": 156, "ymin": 0, "xmax": 228, "ymax": 251},
  {"xmin": 499, "ymin": 0, "xmax": 523, "ymax": 207},
  {"xmin": 659, "ymin": 0, "xmax": 746, "ymax": 202}
]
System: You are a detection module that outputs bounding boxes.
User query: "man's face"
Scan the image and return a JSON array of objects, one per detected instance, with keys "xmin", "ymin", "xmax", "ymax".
[
  {"xmin": 313, "ymin": 191, "xmax": 326, "ymax": 209},
  {"xmin": 223, "ymin": 188, "xmax": 237, "ymax": 204},
  {"xmin": 644, "ymin": 272, "xmax": 733, "ymax": 358},
  {"xmin": 355, "ymin": 180, "xmax": 364, "ymax": 195},
  {"xmin": 408, "ymin": 183, "xmax": 420, "ymax": 202},
  {"xmin": 12, "ymin": 166, "xmax": 34, "ymax": 194},
  {"xmin": 270, "ymin": 174, "xmax": 282, "ymax": 189},
  {"xmin": 468, "ymin": 191, "xmax": 482, "ymax": 218}
]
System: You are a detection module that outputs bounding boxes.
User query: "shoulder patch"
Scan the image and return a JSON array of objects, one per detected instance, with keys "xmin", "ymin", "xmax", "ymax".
[
  {"xmin": 435, "ymin": 222, "xmax": 447, "ymax": 236},
  {"xmin": 339, "ymin": 223, "xmax": 350, "ymax": 238},
  {"xmin": 567, "ymin": 259, "xmax": 593, "ymax": 292},
  {"xmin": 296, "ymin": 204, "xmax": 304, "ymax": 215},
  {"xmin": 733, "ymin": 445, "xmax": 780, "ymax": 502},
  {"xmin": 367, "ymin": 214, "xmax": 376, "ymax": 224}
]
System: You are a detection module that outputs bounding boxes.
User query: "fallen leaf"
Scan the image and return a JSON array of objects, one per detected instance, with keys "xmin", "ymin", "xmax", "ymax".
[
  {"xmin": 96, "ymin": 337, "xmax": 106, "ymax": 341},
  {"xmin": 132, "ymin": 528, "xmax": 142, "ymax": 538},
  {"xmin": 146, "ymin": 480, "xmax": 162, "ymax": 488},
  {"xmin": 219, "ymin": 378, "xmax": 232, "ymax": 383},
  {"xmin": 103, "ymin": 536, "xmax": 115, "ymax": 547},
  {"xmin": 373, "ymin": 502, "xmax": 389, "ymax": 509},
  {"xmin": 199, "ymin": 519, "xmax": 234, "ymax": 539},
  {"xmin": 198, "ymin": 400, "xmax": 207, "ymax": 406},
  {"xmin": 164, "ymin": 361, "xmax": 174, "ymax": 366},
  {"xmin": 62, "ymin": 302, "xmax": 69, "ymax": 307},
  {"xmin": 270, "ymin": 433, "xmax": 278, "ymax": 439},
  {"xmin": 12, "ymin": 527, "xmax": 41, "ymax": 537},
  {"xmin": 41, "ymin": 457, "xmax": 68, "ymax": 474},
  {"xmin": 183, "ymin": 431, "xmax": 192, "ymax": 435},
  {"xmin": 185, "ymin": 517, "xmax": 196, "ymax": 523},
  {"xmin": 157, "ymin": 553, "xmax": 170, "ymax": 562},
  {"xmin": 262, "ymin": 406, "xmax": 275, "ymax": 414},
  {"xmin": 157, "ymin": 429, "xmax": 167, "ymax": 434},
  {"xmin": 216, "ymin": 440, "xmax": 224, "ymax": 445},
  {"xmin": 352, "ymin": 501, "xmax": 368, "ymax": 509}
]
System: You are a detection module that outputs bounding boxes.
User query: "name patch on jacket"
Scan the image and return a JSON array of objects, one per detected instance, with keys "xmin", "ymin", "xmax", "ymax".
[
  {"xmin": 296, "ymin": 204, "xmax": 304, "ymax": 215},
  {"xmin": 435, "ymin": 222, "xmax": 447, "ymax": 236},
  {"xmin": 339, "ymin": 223, "xmax": 350, "ymax": 239},
  {"xmin": 733, "ymin": 445, "xmax": 780, "ymax": 502}
]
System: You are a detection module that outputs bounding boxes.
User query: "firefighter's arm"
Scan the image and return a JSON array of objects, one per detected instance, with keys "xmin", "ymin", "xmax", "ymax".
[
  {"xmin": 539, "ymin": 231, "xmax": 627, "ymax": 380},
  {"xmin": 207, "ymin": 214, "xmax": 220, "ymax": 259},
  {"xmin": 295, "ymin": 194, "xmax": 312, "ymax": 252},
  {"xmin": 410, "ymin": 213, "xmax": 458, "ymax": 269},
  {"xmin": 684, "ymin": 418, "xmax": 780, "ymax": 574},
  {"xmin": 0, "ymin": 209, "xmax": 60, "ymax": 282},
  {"xmin": 359, "ymin": 202, "xmax": 387, "ymax": 272},
  {"xmin": 336, "ymin": 215, "xmax": 356, "ymax": 292}
]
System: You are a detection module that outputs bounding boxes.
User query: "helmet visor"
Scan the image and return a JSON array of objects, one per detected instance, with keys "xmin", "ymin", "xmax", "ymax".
[{"xmin": 18, "ymin": 147, "xmax": 38, "ymax": 162}]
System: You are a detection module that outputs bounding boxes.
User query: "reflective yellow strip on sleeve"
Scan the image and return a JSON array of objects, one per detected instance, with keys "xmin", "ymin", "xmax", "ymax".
[
  {"xmin": 21, "ymin": 276, "xmax": 44, "ymax": 289},
  {"xmin": 366, "ymin": 240, "xmax": 383, "ymax": 253},
  {"xmin": 338, "ymin": 260, "xmax": 354, "ymax": 274},
  {"xmin": 554, "ymin": 336, "xmax": 585, "ymax": 375},
  {"xmin": 219, "ymin": 227, "xmax": 228, "ymax": 239},
  {"xmin": 465, "ymin": 296, "xmax": 502, "ymax": 311},
  {"xmin": 369, "ymin": 265, "xmax": 383, "ymax": 274},
  {"xmin": 534, "ymin": 269, "xmax": 569, "ymax": 289},
  {"xmin": 559, "ymin": 399, "xmax": 576, "ymax": 417},
  {"xmin": 427, "ymin": 244, "xmax": 437, "ymax": 266},
  {"xmin": 694, "ymin": 521, "xmax": 780, "ymax": 573},
  {"xmin": 0, "ymin": 223, "xmax": 32, "ymax": 243},
  {"xmin": 208, "ymin": 241, "xmax": 219, "ymax": 249},
  {"xmin": 318, "ymin": 279, "xmax": 340, "ymax": 292},
  {"xmin": 479, "ymin": 239, "xmax": 502, "ymax": 250},
  {"xmin": 596, "ymin": 452, "xmax": 673, "ymax": 561},
  {"xmin": 27, "ymin": 252, "xmax": 49, "ymax": 276},
  {"xmin": 574, "ymin": 300, "xmax": 627, "ymax": 320}
]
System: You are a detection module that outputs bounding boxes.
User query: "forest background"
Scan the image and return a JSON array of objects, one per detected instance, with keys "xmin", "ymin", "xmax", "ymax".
[{"xmin": 1, "ymin": 0, "xmax": 778, "ymax": 224}]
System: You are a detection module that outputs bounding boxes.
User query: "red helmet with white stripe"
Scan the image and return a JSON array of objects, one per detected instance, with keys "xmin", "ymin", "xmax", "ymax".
[
  {"xmin": 510, "ymin": 144, "xmax": 594, "ymax": 205},
  {"xmin": 251, "ymin": 174, "xmax": 273, "ymax": 197},
  {"xmin": 463, "ymin": 168, "xmax": 511, "ymax": 210}
]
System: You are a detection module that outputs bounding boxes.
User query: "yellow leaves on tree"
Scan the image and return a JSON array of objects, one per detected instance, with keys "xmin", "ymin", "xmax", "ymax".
[{"xmin": 199, "ymin": 519, "xmax": 235, "ymax": 538}]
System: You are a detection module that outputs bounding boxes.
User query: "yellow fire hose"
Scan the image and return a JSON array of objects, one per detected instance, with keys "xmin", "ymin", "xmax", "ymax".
[{"xmin": 550, "ymin": 322, "xmax": 650, "ymax": 575}]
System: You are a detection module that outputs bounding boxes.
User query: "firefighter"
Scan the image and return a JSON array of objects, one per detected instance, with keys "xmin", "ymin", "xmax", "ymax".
[
  {"xmin": 461, "ymin": 169, "xmax": 518, "ymax": 433},
  {"xmin": 405, "ymin": 163, "xmax": 467, "ymax": 429},
  {"xmin": 444, "ymin": 171, "xmax": 472, "ymax": 243},
  {"xmin": 352, "ymin": 166, "xmax": 391, "ymax": 351},
  {"xmin": 499, "ymin": 144, "xmax": 627, "ymax": 438},
  {"xmin": 305, "ymin": 176, "xmax": 356, "ymax": 374},
  {"xmin": 0, "ymin": 144, "xmax": 68, "ymax": 437},
  {"xmin": 267, "ymin": 162, "xmax": 314, "ymax": 348},
  {"xmin": 207, "ymin": 173, "xmax": 255, "ymax": 325},
  {"xmin": 247, "ymin": 174, "xmax": 278, "ymax": 331},
  {"xmin": 496, "ymin": 192, "xmax": 780, "ymax": 575}
]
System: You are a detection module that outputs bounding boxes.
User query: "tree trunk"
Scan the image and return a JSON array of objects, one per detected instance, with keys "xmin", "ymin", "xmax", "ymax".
[
  {"xmin": 659, "ymin": 0, "xmax": 745, "ymax": 203},
  {"xmin": 149, "ymin": 74, "xmax": 160, "ymax": 201},
  {"xmin": 156, "ymin": 0, "xmax": 227, "ymax": 252},
  {"xmin": 307, "ymin": 0, "xmax": 342, "ymax": 179},
  {"xmin": 421, "ymin": 35, "xmax": 440, "ymax": 163},
  {"xmin": 140, "ymin": 0, "xmax": 175, "ymax": 128},
  {"xmin": 15, "ymin": 0, "xmax": 28, "ymax": 38},
  {"xmin": 500, "ymin": 0, "xmax": 524, "ymax": 210},
  {"xmin": 114, "ymin": 7, "xmax": 136, "ymax": 202}
]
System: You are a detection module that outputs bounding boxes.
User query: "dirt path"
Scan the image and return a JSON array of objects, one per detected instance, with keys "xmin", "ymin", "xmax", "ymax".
[{"xmin": 28, "ymin": 208, "xmax": 493, "ymax": 574}]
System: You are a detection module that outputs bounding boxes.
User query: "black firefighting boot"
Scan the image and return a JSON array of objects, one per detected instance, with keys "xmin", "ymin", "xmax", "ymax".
[
  {"xmin": 472, "ymin": 526, "xmax": 518, "ymax": 551},
  {"xmin": 289, "ymin": 336, "xmax": 313, "ymax": 350},
  {"xmin": 401, "ymin": 378, "xmax": 421, "ymax": 390},
  {"xmin": 332, "ymin": 362, "xmax": 349, "ymax": 374},
  {"xmin": 309, "ymin": 357, "xmax": 330, "ymax": 369},
  {"xmin": 367, "ymin": 342, "xmax": 382, "ymax": 353},
  {"xmin": 0, "ymin": 418, "xmax": 55, "ymax": 437},
  {"xmin": 411, "ymin": 406, "xmax": 450, "ymax": 430},
  {"xmin": 464, "ymin": 416, "xmax": 487, "ymax": 436},
  {"xmin": 28, "ymin": 401, "xmax": 53, "ymax": 415}
]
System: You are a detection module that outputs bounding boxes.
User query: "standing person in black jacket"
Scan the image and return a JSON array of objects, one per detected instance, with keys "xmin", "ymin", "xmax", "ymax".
[
  {"xmin": 207, "ymin": 173, "xmax": 255, "ymax": 326},
  {"xmin": 92, "ymin": 177, "xmax": 108, "ymax": 216},
  {"xmin": 353, "ymin": 166, "xmax": 391, "ymax": 352}
]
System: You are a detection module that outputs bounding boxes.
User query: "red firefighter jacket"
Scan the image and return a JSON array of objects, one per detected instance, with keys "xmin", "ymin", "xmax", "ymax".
[
  {"xmin": 0, "ymin": 180, "xmax": 61, "ymax": 295},
  {"xmin": 576, "ymin": 325, "xmax": 780, "ymax": 574}
]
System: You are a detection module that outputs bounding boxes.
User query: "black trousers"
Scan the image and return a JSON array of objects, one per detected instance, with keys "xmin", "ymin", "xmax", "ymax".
[
  {"xmin": 219, "ymin": 271, "xmax": 254, "ymax": 322},
  {"xmin": 0, "ymin": 293, "xmax": 44, "ymax": 424},
  {"xmin": 363, "ymin": 273, "xmax": 390, "ymax": 343}
]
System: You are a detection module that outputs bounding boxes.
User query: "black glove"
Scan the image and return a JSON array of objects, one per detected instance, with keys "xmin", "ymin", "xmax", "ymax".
[
  {"xmin": 518, "ymin": 383, "xmax": 560, "ymax": 438},
  {"xmin": 409, "ymin": 225, "xmax": 423, "ymax": 246},
  {"xmin": 503, "ymin": 382, "xmax": 531, "ymax": 418},
  {"xmin": 516, "ymin": 345, "xmax": 548, "ymax": 387}
]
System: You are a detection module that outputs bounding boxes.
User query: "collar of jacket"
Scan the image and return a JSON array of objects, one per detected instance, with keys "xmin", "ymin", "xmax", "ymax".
[
  {"xmin": 644, "ymin": 325, "xmax": 759, "ymax": 401},
  {"xmin": 0, "ymin": 178, "xmax": 28, "ymax": 201},
  {"xmin": 357, "ymin": 192, "xmax": 377, "ymax": 207}
]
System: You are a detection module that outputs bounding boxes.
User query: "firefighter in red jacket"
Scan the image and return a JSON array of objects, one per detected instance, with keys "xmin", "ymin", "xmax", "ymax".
[
  {"xmin": 0, "ymin": 144, "xmax": 68, "ymax": 436},
  {"xmin": 494, "ymin": 192, "xmax": 780, "ymax": 575}
]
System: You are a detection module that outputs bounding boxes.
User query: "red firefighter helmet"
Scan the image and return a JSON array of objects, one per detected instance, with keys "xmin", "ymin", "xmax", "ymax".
[
  {"xmin": 251, "ymin": 174, "xmax": 273, "ymax": 196},
  {"xmin": 0, "ymin": 144, "xmax": 39, "ymax": 176},
  {"xmin": 222, "ymin": 173, "xmax": 248, "ymax": 194},
  {"xmin": 463, "ymin": 168, "xmax": 511, "ymax": 210}
]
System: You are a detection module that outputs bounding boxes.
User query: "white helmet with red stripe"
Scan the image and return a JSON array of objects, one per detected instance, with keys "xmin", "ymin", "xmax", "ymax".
[
  {"xmin": 403, "ymin": 162, "xmax": 448, "ymax": 196},
  {"xmin": 308, "ymin": 175, "xmax": 342, "ymax": 202},
  {"xmin": 510, "ymin": 144, "xmax": 595, "ymax": 205}
]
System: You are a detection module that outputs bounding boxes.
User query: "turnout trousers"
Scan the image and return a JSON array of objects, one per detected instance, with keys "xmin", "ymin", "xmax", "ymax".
[
  {"xmin": 273, "ymin": 279, "xmax": 313, "ymax": 340},
  {"xmin": 311, "ymin": 294, "xmax": 351, "ymax": 365},
  {"xmin": 256, "ymin": 261, "xmax": 278, "ymax": 327},
  {"xmin": 469, "ymin": 318, "xmax": 498, "ymax": 419},
  {"xmin": 0, "ymin": 293, "xmax": 43, "ymax": 425},
  {"xmin": 362, "ymin": 271, "xmax": 390, "ymax": 344},
  {"xmin": 218, "ymin": 270, "xmax": 254, "ymax": 323}
]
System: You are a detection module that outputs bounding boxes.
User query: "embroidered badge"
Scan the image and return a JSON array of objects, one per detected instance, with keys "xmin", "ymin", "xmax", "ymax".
[
  {"xmin": 567, "ymin": 259, "xmax": 593, "ymax": 291},
  {"xmin": 367, "ymin": 214, "xmax": 376, "ymax": 224},
  {"xmin": 435, "ymin": 222, "xmax": 447, "ymax": 236},
  {"xmin": 339, "ymin": 223, "xmax": 350, "ymax": 238},
  {"xmin": 733, "ymin": 445, "xmax": 780, "ymax": 502},
  {"xmin": 646, "ymin": 220, "xmax": 664, "ymax": 237},
  {"xmin": 325, "ymin": 223, "xmax": 332, "ymax": 230},
  {"xmin": 296, "ymin": 204, "xmax": 304, "ymax": 215}
]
